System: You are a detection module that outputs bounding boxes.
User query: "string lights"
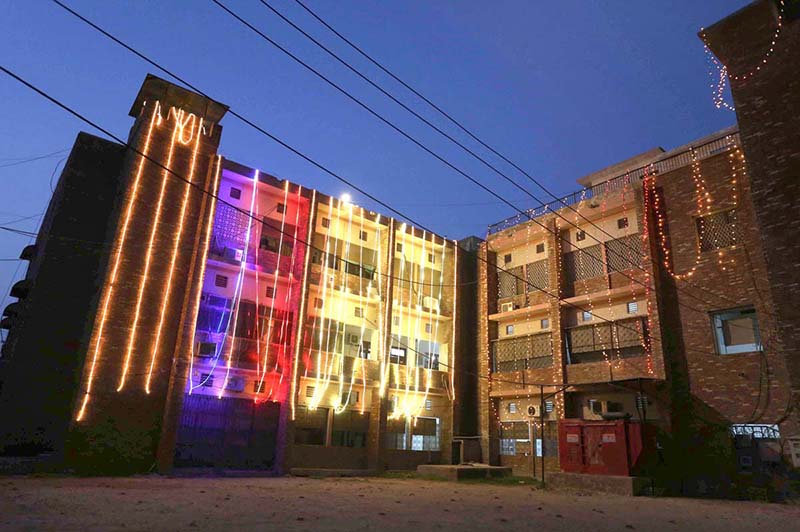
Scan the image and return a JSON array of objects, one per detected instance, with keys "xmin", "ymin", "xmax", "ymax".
[
  {"xmin": 118, "ymin": 109, "xmax": 194, "ymax": 392},
  {"xmin": 76, "ymin": 101, "xmax": 161, "ymax": 421},
  {"xmin": 701, "ymin": 0, "xmax": 785, "ymax": 111}
]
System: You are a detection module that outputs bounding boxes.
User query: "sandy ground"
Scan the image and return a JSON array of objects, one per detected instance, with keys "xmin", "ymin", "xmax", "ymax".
[{"xmin": 1, "ymin": 476, "xmax": 798, "ymax": 531}]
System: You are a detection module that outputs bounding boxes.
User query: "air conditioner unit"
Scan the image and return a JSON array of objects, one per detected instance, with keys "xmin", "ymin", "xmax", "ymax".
[
  {"xmin": 423, "ymin": 296, "xmax": 440, "ymax": 313},
  {"xmin": 225, "ymin": 376, "xmax": 245, "ymax": 392},
  {"xmin": 527, "ymin": 404, "xmax": 539, "ymax": 417},
  {"xmin": 500, "ymin": 302, "xmax": 515, "ymax": 313},
  {"xmin": 222, "ymin": 247, "xmax": 242, "ymax": 262},
  {"xmin": 347, "ymin": 333, "xmax": 360, "ymax": 345}
]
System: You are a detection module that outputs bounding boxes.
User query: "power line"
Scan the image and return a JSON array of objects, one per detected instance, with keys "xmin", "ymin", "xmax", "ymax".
[
  {"xmin": 0, "ymin": 148, "xmax": 69, "ymax": 169},
  {"xmin": 0, "ymin": 62, "xmax": 728, "ymax": 383},
  {"xmin": 213, "ymin": 0, "xmax": 763, "ymax": 333},
  {"xmin": 286, "ymin": 0, "xmax": 759, "ymax": 316},
  {"xmin": 36, "ymin": 3, "xmax": 760, "ymax": 363}
]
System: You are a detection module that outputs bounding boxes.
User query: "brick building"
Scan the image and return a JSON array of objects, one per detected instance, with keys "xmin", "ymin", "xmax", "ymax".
[
  {"xmin": 478, "ymin": 0, "xmax": 800, "ymax": 480},
  {"xmin": 0, "ymin": 75, "xmax": 470, "ymax": 474}
]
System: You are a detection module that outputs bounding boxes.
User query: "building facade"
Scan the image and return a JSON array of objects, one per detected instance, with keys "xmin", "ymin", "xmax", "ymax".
[
  {"xmin": 478, "ymin": 0, "xmax": 800, "ymax": 480},
  {"xmin": 0, "ymin": 75, "xmax": 467, "ymax": 474}
]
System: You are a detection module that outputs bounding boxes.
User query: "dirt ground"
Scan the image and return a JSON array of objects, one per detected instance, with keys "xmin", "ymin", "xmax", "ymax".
[{"xmin": 1, "ymin": 475, "xmax": 798, "ymax": 531}]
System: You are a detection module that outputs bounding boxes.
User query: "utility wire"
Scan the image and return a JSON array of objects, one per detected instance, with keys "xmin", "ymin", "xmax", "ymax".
[
  {"xmin": 47, "ymin": 0, "xmax": 733, "ymax": 346},
  {"xmin": 214, "ymin": 0, "xmax": 761, "ymax": 327},
  {"xmin": 287, "ymin": 0, "xmax": 760, "ymax": 316},
  {"xmin": 38, "ymin": 2, "xmax": 764, "ymax": 360},
  {"xmin": 0, "ymin": 62, "xmax": 732, "ymax": 380}
]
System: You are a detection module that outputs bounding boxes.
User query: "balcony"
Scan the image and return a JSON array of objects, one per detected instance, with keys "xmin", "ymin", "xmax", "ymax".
[
  {"xmin": 492, "ymin": 332, "xmax": 553, "ymax": 373},
  {"xmin": 565, "ymin": 317, "xmax": 648, "ymax": 364}
]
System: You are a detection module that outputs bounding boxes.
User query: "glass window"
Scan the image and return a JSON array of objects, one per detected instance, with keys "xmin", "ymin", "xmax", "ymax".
[
  {"xmin": 415, "ymin": 340, "xmax": 440, "ymax": 370},
  {"xmin": 506, "ymin": 324, "xmax": 514, "ymax": 335},
  {"xmin": 411, "ymin": 417, "xmax": 439, "ymax": 451},
  {"xmin": 712, "ymin": 307, "xmax": 762, "ymax": 355},
  {"xmin": 540, "ymin": 318, "xmax": 549, "ymax": 329},
  {"xmin": 582, "ymin": 311, "xmax": 592, "ymax": 322},
  {"xmin": 294, "ymin": 407, "xmax": 328, "ymax": 445},
  {"xmin": 331, "ymin": 411, "xmax": 369, "ymax": 448}
]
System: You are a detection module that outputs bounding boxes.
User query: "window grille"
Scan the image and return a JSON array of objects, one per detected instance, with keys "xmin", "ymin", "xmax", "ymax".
[
  {"xmin": 525, "ymin": 259, "xmax": 549, "ymax": 291},
  {"xmin": 697, "ymin": 209, "xmax": 738, "ymax": 252},
  {"xmin": 606, "ymin": 234, "xmax": 643, "ymax": 272},
  {"xmin": 493, "ymin": 333, "xmax": 553, "ymax": 372},
  {"xmin": 567, "ymin": 317, "xmax": 648, "ymax": 363},
  {"xmin": 563, "ymin": 244, "xmax": 604, "ymax": 283},
  {"xmin": 497, "ymin": 266, "xmax": 522, "ymax": 298}
]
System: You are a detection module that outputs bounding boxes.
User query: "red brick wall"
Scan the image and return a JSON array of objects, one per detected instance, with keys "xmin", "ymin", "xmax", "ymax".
[{"xmin": 703, "ymin": 0, "xmax": 800, "ymax": 440}]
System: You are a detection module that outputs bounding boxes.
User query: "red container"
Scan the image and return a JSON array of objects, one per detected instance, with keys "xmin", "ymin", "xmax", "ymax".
[{"xmin": 558, "ymin": 419, "xmax": 654, "ymax": 476}]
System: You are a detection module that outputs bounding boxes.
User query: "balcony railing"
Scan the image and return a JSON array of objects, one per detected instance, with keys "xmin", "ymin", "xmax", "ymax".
[
  {"xmin": 492, "ymin": 332, "xmax": 553, "ymax": 373},
  {"xmin": 565, "ymin": 317, "xmax": 648, "ymax": 364},
  {"xmin": 488, "ymin": 130, "xmax": 740, "ymax": 235}
]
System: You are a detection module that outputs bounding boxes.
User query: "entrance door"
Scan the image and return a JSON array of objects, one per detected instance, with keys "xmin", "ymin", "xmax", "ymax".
[{"xmin": 174, "ymin": 394, "xmax": 280, "ymax": 469}]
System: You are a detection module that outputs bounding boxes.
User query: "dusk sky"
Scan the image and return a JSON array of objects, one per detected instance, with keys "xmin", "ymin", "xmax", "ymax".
[{"xmin": 0, "ymin": 0, "xmax": 748, "ymax": 309}]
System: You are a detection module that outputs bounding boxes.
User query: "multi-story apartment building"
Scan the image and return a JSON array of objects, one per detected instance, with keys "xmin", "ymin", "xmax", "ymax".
[
  {"xmin": 478, "ymin": 0, "xmax": 800, "ymax": 481},
  {"xmin": 0, "ymin": 75, "xmax": 468, "ymax": 474}
]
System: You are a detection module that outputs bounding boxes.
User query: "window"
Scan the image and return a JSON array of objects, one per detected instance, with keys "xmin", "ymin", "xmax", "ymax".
[
  {"xmin": 215, "ymin": 274, "xmax": 228, "ymax": 288},
  {"xmin": 393, "ymin": 316, "xmax": 400, "ymax": 326},
  {"xmin": 411, "ymin": 417, "xmax": 440, "ymax": 451},
  {"xmin": 314, "ymin": 298, "xmax": 323, "ymax": 310},
  {"xmin": 357, "ymin": 341, "xmax": 371, "ymax": 359},
  {"xmin": 200, "ymin": 373, "xmax": 214, "ymax": 387},
  {"xmin": 508, "ymin": 402, "xmax": 517, "ymax": 414},
  {"xmin": 582, "ymin": 310, "xmax": 592, "ymax": 322},
  {"xmin": 712, "ymin": 307, "xmax": 762, "ymax": 355},
  {"xmin": 617, "ymin": 217, "xmax": 629, "ymax": 229},
  {"xmin": 390, "ymin": 346, "xmax": 407, "ymax": 365},
  {"xmin": 396, "ymin": 242, "xmax": 403, "ymax": 253},
  {"xmin": 229, "ymin": 187, "xmax": 241, "ymax": 199},
  {"xmin": 266, "ymin": 286, "xmax": 276, "ymax": 298},
  {"xmin": 544, "ymin": 400, "xmax": 554, "ymax": 413},
  {"xmin": 504, "ymin": 253, "xmax": 512, "ymax": 264},
  {"xmin": 576, "ymin": 230, "xmax": 586, "ymax": 242},
  {"xmin": 294, "ymin": 406, "xmax": 327, "ymax": 445},
  {"xmin": 540, "ymin": 318, "xmax": 549, "ymax": 329},
  {"xmin": 627, "ymin": 301, "xmax": 638, "ymax": 314},
  {"xmin": 321, "ymin": 217, "xmax": 330, "ymax": 228},
  {"xmin": 331, "ymin": 411, "xmax": 368, "ymax": 448},
  {"xmin": 635, "ymin": 395, "xmax": 648, "ymax": 411},
  {"xmin": 589, "ymin": 399, "xmax": 602, "ymax": 415},
  {"xmin": 198, "ymin": 342, "xmax": 216, "ymax": 356},
  {"xmin": 428, "ymin": 253, "xmax": 435, "ymax": 263},
  {"xmin": 354, "ymin": 307, "xmax": 364, "ymax": 318},
  {"xmin": 697, "ymin": 208, "xmax": 738, "ymax": 252},
  {"xmin": 425, "ymin": 323, "xmax": 432, "ymax": 333},
  {"xmin": 506, "ymin": 324, "xmax": 514, "ymax": 335},
  {"xmin": 306, "ymin": 386, "xmax": 316, "ymax": 398},
  {"xmin": 425, "ymin": 399, "xmax": 432, "ymax": 411},
  {"xmin": 607, "ymin": 401, "xmax": 624, "ymax": 413},
  {"xmin": 253, "ymin": 380, "xmax": 266, "ymax": 393},
  {"xmin": 415, "ymin": 340, "xmax": 440, "ymax": 370},
  {"xmin": 276, "ymin": 203, "xmax": 285, "ymax": 214},
  {"xmin": 359, "ymin": 230, "xmax": 368, "ymax": 241},
  {"xmin": 536, "ymin": 243, "xmax": 545, "ymax": 254}
]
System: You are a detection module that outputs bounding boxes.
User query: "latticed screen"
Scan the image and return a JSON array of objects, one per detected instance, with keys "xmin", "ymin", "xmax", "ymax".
[
  {"xmin": 563, "ymin": 244, "xmax": 604, "ymax": 283},
  {"xmin": 606, "ymin": 234, "xmax": 643, "ymax": 272},
  {"xmin": 525, "ymin": 259, "xmax": 549, "ymax": 291},
  {"xmin": 567, "ymin": 318, "xmax": 647, "ymax": 363},
  {"xmin": 500, "ymin": 422, "xmax": 529, "ymax": 440},
  {"xmin": 213, "ymin": 202, "xmax": 251, "ymax": 248},
  {"xmin": 497, "ymin": 266, "xmax": 522, "ymax": 298},
  {"xmin": 697, "ymin": 209, "xmax": 738, "ymax": 252},
  {"xmin": 493, "ymin": 333, "xmax": 553, "ymax": 372}
]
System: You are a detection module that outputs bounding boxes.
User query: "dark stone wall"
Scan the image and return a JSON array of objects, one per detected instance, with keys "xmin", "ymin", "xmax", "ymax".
[{"xmin": 0, "ymin": 132, "xmax": 126, "ymax": 455}]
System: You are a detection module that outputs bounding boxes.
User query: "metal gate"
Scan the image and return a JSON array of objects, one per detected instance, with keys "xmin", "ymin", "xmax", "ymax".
[{"xmin": 174, "ymin": 394, "xmax": 280, "ymax": 469}]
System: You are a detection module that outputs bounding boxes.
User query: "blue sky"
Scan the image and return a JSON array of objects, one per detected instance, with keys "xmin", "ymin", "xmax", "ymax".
[{"xmin": 0, "ymin": 0, "xmax": 745, "ymax": 310}]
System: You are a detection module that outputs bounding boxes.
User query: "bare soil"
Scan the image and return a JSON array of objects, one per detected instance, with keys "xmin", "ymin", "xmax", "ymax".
[{"xmin": 1, "ymin": 475, "xmax": 798, "ymax": 531}]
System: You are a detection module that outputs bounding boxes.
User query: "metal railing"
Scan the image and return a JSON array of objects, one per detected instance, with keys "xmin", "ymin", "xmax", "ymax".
[{"xmin": 487, "ymin": 130, "xmax": 740, "ymax": 235}]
